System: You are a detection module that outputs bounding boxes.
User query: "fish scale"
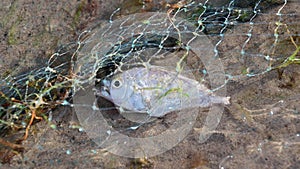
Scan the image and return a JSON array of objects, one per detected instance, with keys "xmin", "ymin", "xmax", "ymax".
[{"xmin": 98, "ymin": 66, "xmax": 230, "ymax": 117}]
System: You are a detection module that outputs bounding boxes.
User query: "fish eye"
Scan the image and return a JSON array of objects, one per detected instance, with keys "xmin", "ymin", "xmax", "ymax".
[{"xmin": 112, "ymin": 78, "xmax": 122, "ymax": 88}]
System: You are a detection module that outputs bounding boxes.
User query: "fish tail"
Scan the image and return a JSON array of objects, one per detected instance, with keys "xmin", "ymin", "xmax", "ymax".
[
  {"xmin": 211, "ymin": 96, "xmax": 231, "ymax": 105},
  {"xmin": 223, "ymin": 96, "xmax": 231, "ymax": 105}
]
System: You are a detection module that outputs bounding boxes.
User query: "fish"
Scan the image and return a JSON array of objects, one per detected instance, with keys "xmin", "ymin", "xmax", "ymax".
[{"xmin": 97, "ymin": 66, "xmax": 230, "ymax": 117}]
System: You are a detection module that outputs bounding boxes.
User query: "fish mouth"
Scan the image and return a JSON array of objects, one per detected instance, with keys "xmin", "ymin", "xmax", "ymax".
[{"xmin": 96, "ymin": 78, "xmax": 112, "ymax": 101}]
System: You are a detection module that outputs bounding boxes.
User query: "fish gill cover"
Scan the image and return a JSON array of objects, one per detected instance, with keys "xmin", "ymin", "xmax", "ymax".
[{"xmin": 0, "ymin": 0, "xmax": 299, "ymax": 167}]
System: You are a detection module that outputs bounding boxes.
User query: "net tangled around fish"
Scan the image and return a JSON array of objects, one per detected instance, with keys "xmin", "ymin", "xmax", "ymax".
[{"xmin": 0, "ymin": 0, "xmax": 299, "ymax": 162}]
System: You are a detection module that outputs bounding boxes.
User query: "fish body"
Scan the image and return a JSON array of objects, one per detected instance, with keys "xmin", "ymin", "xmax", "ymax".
[{"xmin": 98, "ymin": 66, "xmax": 230, "ymax": 117}]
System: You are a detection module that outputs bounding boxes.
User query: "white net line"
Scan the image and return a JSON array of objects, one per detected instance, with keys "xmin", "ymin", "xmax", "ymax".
[{"xmin": 0, "ymin": 0, "xmax": 299, "ymax": 160}]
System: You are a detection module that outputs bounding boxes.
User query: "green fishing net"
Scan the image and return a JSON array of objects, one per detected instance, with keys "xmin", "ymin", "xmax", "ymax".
[{"xmin": 0, "ymin": 0, "xmax": 299, "ymax": 168}]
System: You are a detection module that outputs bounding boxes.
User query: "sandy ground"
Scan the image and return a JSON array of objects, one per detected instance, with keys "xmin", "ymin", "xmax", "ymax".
[{"xmin": 0, "ymin": 0, "xmax": 299, "ymax": 168}]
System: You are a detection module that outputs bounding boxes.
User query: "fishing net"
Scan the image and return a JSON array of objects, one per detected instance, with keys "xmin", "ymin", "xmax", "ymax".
[{"xmin": 0, "ymin": 0, "xmax": 299, "ymax": 167}]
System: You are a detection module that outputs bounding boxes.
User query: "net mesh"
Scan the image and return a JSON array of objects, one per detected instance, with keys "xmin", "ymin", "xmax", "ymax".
[{"xmin": 0, "ymin": 0, "xmax": 299, "ymax": 167}]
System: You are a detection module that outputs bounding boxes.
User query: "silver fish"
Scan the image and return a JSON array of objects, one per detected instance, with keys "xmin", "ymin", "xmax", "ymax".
[{"xmin": 98, "ymin": 66, "xmax": 230, "ymax": 117}]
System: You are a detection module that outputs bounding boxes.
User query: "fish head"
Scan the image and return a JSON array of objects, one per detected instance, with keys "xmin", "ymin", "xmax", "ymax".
[
  {"xmin": 109, "ymin": 74, "xmax": 130, "ymax": 104},
  {"xmin": 98, "ymin": 71, "xmax": 147, "ymax": 112},
  {"xmin": 97, "ymin": 73, "xmax": 130, "ymax": 100}
]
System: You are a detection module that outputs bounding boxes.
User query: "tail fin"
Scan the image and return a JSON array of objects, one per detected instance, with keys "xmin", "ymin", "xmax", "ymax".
[
  {"xmin": 223, "ymin": 96, "xmax": 231, "ymax": 105},
  {"xmin": 211, "ymin": 96, "xmax": 231, "ymax": 105}
]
